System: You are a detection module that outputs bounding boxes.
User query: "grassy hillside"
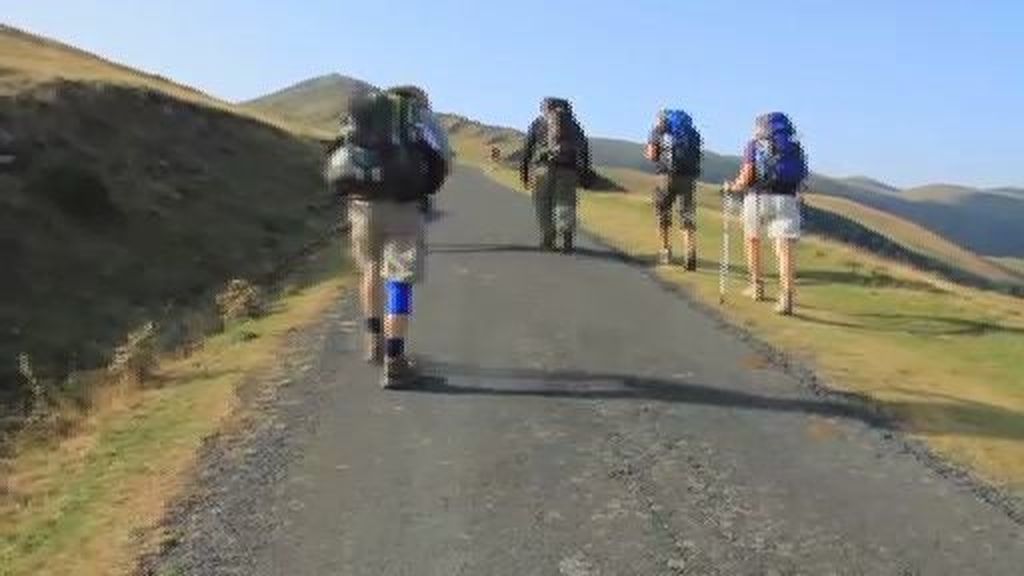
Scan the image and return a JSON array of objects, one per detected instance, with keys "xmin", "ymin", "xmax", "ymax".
[
  {"xmin": 805, "ymin": 178, "xmax": 1024, "ymax": 258},
  {"xmin": 994, "ymin": 257, "xmax": 1024, "ymax": 276},
  {"xmin": 841, "ymin": 175, "xmax": 899, "ymax": 195},
  {"xmin": 0, "ymin": 25, "xmax": 355, "ymax": 576},
  {"xmin": 803, "ymin": 194, "xmax": 1022, "ymax": 285},
  {"xmin": 0, "ymin": 26, "xmax": 338, "ymax": 419},
  {"xmin": 243, "ymin": 73, "xmax": 373, "ymax": 132},
  {"xmin": 903, "ymin": 184, "xmax": 978, "ymax": 203}
]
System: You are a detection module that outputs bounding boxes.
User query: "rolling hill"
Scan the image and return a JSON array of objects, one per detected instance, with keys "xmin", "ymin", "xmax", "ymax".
[
  {"xmin": 816, "ymin": 181, "xmax": 1024, "ymax": 258},
  {"xmin": 0, "ymin": 25, "xmax": 337, "ymax": 410},
  {"xmin": 840, "ymin": 176, "xmax": 900, "ymax": 195},
  {"xmin": 244, "ymin": 73, "xmax": 373, "ymax": 132}
]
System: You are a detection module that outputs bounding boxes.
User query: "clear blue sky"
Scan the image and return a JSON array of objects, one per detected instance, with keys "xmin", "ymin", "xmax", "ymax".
[{"xmin": 3, "ymin": 0, "xmax": 1022, "ymax": 188}]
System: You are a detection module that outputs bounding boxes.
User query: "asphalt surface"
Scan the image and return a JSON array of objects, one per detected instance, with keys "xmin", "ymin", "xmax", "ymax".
[{"xmin": 152, "ymin": 166, "xmax": 1024, "ymax": 575}]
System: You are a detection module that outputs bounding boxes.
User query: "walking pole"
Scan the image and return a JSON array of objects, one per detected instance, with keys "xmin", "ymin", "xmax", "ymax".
[{"xmin": 719, "ymin": 182, "xmax": 731, "ymax": 304}]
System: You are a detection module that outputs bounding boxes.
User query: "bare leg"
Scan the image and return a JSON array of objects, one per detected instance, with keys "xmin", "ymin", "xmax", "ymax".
[
  {"xmin": 776, "ymin": 238, "xmax": 795, "ymax": 314},
  {"xmin": 682, "ymin": 228, "xmax": 697, "ymax": 271},
  {"xmin": 385, "ymin": 314, "xmax": 409, "ymax": 348},
  {"xmin": 744, "ymin": 235, "xmax": 764, "ymax": 300},
  {"xmin": 361, "ymin": 265, "xmax": 383, "ymax": 362},
  {"xmin": 361, "ymin": 265, "xmax": 382, "ymax": 319}
]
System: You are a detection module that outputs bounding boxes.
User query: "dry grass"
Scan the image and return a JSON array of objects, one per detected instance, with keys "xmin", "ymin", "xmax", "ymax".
[{"xmin": 0, "ymin": 249, "xmax": 348, "ymax": 576}]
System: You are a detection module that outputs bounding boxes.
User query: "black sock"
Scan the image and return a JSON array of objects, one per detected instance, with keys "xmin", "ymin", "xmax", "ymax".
[
  {"xmin": 366, "ymin": 317, "xmax": 382, "ymax": 334},
  {"xmin": 385, "ymin": 338, "xmax": 405, "ymax": 359}
]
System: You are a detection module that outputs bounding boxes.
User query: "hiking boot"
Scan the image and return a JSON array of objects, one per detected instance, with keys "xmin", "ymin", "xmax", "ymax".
[
  {"xmin": 382, "ymin": 357, "xmax": 419, "ymax": 390},
  {"xmin": 364, "ymin": 333, "xmax": 383, "ymax": 365},
  {"xmin": 775, "ymin": 292, "xmax": 794, "ymax": 315},
  {"xmin": 684, "ymin": 252, "xmax": 697, "ymax": 272},
  {"xmin": 561, "ymin": 231, "xmax": 575, "ymax": 254},
  {"xmin": 742, "ymin": 280, "xmax": 765, "ymax": 301}
]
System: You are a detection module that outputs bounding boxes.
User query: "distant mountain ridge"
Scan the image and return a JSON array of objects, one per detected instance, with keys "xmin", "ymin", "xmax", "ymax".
[{"xmin": 841, "ymin": 176, "xmax": 900, "ymax": 195}]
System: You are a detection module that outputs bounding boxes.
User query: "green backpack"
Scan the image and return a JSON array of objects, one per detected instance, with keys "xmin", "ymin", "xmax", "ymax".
[{"xmin": 326, "ymin": 90, "xmax": 430, "ymax": 201}]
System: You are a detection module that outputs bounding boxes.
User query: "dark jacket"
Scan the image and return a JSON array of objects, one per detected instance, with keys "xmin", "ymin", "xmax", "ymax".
[{"xmin": 520, "ymin": 114, "xmax": 591, "ymax": 182}]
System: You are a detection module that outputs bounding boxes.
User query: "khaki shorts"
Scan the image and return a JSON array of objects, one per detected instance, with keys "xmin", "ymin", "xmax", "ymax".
[
  {"xmin": 654, "ymin": 174, "xmax": 697, "ymax": 230},
  {"xmin": 348, "ymin": 199, "xmax": 426, "ymax": 282},
  {"xmin": 743, "ymin": 192, "xmax": 801, "ymax": 240}
]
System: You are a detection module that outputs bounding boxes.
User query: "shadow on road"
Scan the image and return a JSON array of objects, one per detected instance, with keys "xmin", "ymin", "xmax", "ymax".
[
  {"xmin": 429, "ymin": 243, "xmax": 733, "ymax": 270},
  {"xmin": 404, "ymin": 361, "xmax": 1024, "ymax": 441},
  {"xmin": 428, "ymin": 242, "xmax": 656, "ymax": 265}
]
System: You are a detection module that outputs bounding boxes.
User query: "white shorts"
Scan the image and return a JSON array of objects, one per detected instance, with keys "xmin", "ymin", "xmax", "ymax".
[{"xmin": 742, "ymin": 193, "xmax": 801, "ymax": 240}]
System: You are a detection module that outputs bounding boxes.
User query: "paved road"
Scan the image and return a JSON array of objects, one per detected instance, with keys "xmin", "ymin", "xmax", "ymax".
[{"xmin": 156, "ymin": 166, "xmax": 1024, "ymax": 575}]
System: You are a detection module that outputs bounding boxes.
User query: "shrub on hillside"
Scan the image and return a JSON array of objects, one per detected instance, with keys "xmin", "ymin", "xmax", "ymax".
[
  {"xmin": 215, "ymin": 279, "xmax": 266, "ymax": 323},
  {"xmin": 107, "ymin": 322, "xmax": 157, "ymax": 385}
]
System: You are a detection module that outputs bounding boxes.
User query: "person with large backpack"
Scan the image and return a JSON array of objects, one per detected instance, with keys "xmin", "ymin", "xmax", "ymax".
[
  {"xmin": 723, "ymin": 112, "xmax": 808, "ymax": 315},
  {"xmin": 325, "ymin": 85, "xmax": 451, "ymax": 388},
  {"xmin": 520, "ymin": 97, "xmax": 591, "ymax": 253},
  {"xmin": 645, "ymin": 109, "xmax": 702, "ymax": 269}
]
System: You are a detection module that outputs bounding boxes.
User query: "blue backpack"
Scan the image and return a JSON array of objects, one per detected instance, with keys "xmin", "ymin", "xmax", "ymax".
[
  {"xmin": 753, "ymin": 112, "xmax": 807, "ymax": 193},
  {"xmin": 660, "ymin": 110, "xmax": 701, "ymax": 176}
]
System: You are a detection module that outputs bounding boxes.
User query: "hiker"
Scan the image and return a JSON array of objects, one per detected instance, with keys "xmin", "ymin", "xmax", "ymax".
[
  {"xmin": 325, "ymin": 85, "xmax": 451, "ymax": 388},
  {"xmin": 723, "ymin": 112, "xmax": 808, "ymax": 315},
  {"xmin": 645, "ymin": 109, "xmax": 702, "ymax": 269},
  {"xmin": 520, "ymin": 97, "xmax": 592, "ymax": 253}
]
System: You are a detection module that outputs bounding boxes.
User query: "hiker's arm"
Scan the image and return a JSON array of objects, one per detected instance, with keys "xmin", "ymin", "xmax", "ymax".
[
  {"xmin": 520, "ymin": 121, "xmax": 538, "ymax": 185},
  {"xmin": 644, "ymin": 126, "xmax": 662, "ymax": 162},
  {"xmin": 577, "ymin": 124, "xmax": 591, "ymax": 172},
  {"xmin": 728, "ymin": 140, "xmax": 757, "ymax": 191},
  {"xmin": 731, "ymin": 162, "xmax": 756, "ymax": 190}
]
